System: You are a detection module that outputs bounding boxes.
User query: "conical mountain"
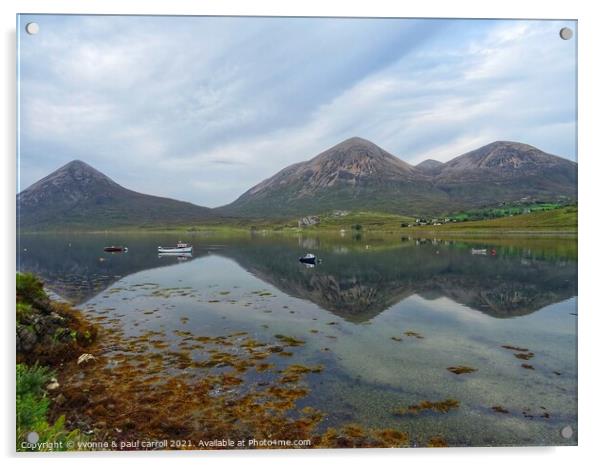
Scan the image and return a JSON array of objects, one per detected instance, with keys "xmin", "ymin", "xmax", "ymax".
[
  {"xmin": 18, "ymin": 160, "xmax": 216, "ymax": 230},
  {"xmin": 218, "ymin": 137, "xmax": 450, "ymax": 217}
]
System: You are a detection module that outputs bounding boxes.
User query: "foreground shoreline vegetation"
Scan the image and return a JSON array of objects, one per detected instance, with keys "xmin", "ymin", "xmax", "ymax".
[{"xmin": 16, "ymin": 273, "xmax": 97, "ymax": 451}]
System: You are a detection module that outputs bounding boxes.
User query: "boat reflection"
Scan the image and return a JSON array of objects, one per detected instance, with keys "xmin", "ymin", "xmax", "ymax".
[{"xmin": 158, "ymin": 252, "xmax": 193, "ymax": 261}]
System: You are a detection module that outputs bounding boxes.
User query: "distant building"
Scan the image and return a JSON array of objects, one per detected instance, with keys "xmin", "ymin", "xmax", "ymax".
[
  {"xmin": 332, "ymin": 210, "xmax": 350, "ymax": 217},
  {"xmin": 298, "ymin": 216, "xmax": 320, "ymax": 227}
]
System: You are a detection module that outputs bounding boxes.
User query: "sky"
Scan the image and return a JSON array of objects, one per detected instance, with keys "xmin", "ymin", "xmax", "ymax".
[{"xmin": 18, "ymin": 15, "xmax": 577, "ymax": 207}]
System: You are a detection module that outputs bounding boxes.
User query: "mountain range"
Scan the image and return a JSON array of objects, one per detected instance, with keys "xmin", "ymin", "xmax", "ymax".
[
  {"xmin": 17, "ymin": 138, "xmax": 577, "ymax": 229},
  {"xmin": 218, "ymin": 138, "xmax": 577, "ymax": 218}
]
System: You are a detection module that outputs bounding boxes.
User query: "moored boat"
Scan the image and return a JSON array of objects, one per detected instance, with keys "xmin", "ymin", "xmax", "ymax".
[
  {"xmin": 104, "ymin": 246, "xmax": 128, "ymax": 253},
  {"xmin": 299, "ymin": 253, "xmax": 316, "ymax": 264},
  {"xmin": 157, "ymin": 242, "xmax": 193, "ymax": 253}
]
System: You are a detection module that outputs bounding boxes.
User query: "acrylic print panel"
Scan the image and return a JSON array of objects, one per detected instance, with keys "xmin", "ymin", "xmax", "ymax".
[{"xmin": 16, "ymin": 14, "xmax": 577, "ymax": 451}]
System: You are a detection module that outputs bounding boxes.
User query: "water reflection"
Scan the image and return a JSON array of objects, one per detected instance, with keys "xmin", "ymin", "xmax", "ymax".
[
  {"xmin": 225, "ymin": 240, "xmax": 576, "ymax": 321},
  {"xmin": 18, "ymin": 234, "xmax": 577, "ymax": 321}
]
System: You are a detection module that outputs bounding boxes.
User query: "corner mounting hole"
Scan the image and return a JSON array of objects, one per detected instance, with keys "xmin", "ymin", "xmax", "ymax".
[
  {"xmin": 25, "ymin": 22, "xmax": 39, "ymax": 35},
  {"xmin": 560, "ymin": 425, "xmax": 574, "ymax": 439},
  {"xmin": 559, "ymin": 27, "xmax": 573, "ymax": 40}
]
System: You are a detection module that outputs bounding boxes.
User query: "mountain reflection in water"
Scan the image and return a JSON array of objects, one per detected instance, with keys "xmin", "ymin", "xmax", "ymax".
[{"xmin": 18, "ymin": 234, "xmax": 577, "ymax": 322}]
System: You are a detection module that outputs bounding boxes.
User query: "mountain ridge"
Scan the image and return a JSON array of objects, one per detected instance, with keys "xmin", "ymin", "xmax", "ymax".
[
  {"xmin": 18, "ymin": 138, "xmax": 578, "ymax": 229},
  {"xmin": 218, "ymin": 138, "xmax": 577, "ymax": 218}
]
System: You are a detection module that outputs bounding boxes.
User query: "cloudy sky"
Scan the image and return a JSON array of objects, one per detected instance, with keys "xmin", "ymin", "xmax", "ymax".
[{"xmin": 18, "ymin": 15, "xmax": 576, "ymax": 207}]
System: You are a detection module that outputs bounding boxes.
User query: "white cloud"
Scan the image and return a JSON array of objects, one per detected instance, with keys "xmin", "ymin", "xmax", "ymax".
[{"xmin": 18, "ymin": 16, "xmax": 576, "ymax": 207}]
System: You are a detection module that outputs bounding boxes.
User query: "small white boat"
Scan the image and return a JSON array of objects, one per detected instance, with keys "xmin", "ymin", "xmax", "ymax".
[
  {"xmin": 471, "ymin": 248, "xmax": 488, "ymax": 255},
  {"xmin": 157, "ymin": 242, "xmax": 193, "ymax": 253},
  {"xmin": 299, "ymin": 253, "xmax": 316, "ymax": 264}
]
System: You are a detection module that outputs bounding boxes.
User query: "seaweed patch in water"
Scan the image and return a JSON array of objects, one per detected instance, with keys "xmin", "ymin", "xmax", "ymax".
[
  {"xmin": 274, "ymin": 334, "xmax": 305, "ymax": 346},
  {"xmin": 396, "ymin": 399, "xmax": 460, "ymax": 416},
  {"xmin": 427, "ymin": 436, "xmax": 448, "ymax": 447},
  {"xmin": 520, "ymin": 407, "xmax": 549, "ymax": 420},
  {"xmin": 279, "ymin": 364, "xmax": 323, "ymax": 384},
  {"xmin": 501, "ymin": 345, "xmax": 530, "ymax": 352},
  {"xmin": 491, "ymin": 406, "xmax": 509, "ymax": 414},
  {"xmin": 318, "ymin": 424, "xmax": 410, "ymax": 448},
  {"xmin": 447, "ymin": 366, "xmax": 477, "ymax": 375}
]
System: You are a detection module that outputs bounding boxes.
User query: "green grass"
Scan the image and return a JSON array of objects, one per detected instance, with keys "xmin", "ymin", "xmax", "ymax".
[
  {"xmin": 21, "ymin": 205, "xmax": 577, "ymax": 236},
  {"xmin": 410, "ymin": 206, "xmax": 577, "ymax": 234},
  {"xmin": 314, "ymin": 211, "xmax": 415, "ymax": 231},
  {"xmin": 16, "ymin": 302, "xmax": 33, "ymax": 322},
  {"xmin": 16, "ymin": 273, "xmax": 89, "ymax": 451},
  {"xmin": 16, "ymin": 363, "xmax": 86, "ymax": 451},
  {"xmin": 447, "ymin": 202, "xmax": 565, "ymax": 222},
  {"xmin": 16, "ymin": 273, "xmax": 47, "ymax": 304}
]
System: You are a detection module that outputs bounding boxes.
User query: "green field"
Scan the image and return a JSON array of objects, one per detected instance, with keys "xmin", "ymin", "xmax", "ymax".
[
  {"xmin": 22, "ymin": 205, "xmax": 577, "ymax": 236},
  {"xmin": 409, "ymin": 206, "xmax": 577, "ymax": 234},
  {"xmin": 447, "ymin": 202, "xmax": 566, "ymax": 222}
]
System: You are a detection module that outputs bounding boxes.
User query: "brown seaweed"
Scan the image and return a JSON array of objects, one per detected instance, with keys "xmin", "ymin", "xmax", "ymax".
[
  {"xmin": 501, "ymin": 345, "xmax": 529, "ymax": 352},
  {"xmin": 396, "ymin": 399, "xmax": 460, "ymax": 416},
  {"xmin": 447, "ymin": 366, "xmax": 477, "ymax": 375},
  {"xmin": 427, "ymin": 436, "xmax": 448, "ymax": 447},
  {"xmin": 491, "ymin": 406, "xmax": 509, "ymax": 414}
]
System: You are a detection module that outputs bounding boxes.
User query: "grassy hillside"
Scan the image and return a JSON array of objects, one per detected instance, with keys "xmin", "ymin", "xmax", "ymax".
[
  {"xmin": 410, "ymin": 206, "xmax": 577, "ymax": 234},
  {"xmin": 314, "ymin": 211, "xmax": 415, "ymax": 230},
  {"xmin": 21, "ymin": 206, "xmax": 577, "ymax": 235}
]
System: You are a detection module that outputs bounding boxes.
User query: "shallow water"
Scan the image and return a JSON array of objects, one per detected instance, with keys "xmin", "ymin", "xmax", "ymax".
[{"xmin": 18, "ymin": 232, "xmax": 577, "ymax": 447}]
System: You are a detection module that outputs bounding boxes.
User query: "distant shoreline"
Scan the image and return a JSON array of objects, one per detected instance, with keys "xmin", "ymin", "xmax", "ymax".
[{"xmin": 18, "ymin": 208, "xmax": 577, "ymax": 237}]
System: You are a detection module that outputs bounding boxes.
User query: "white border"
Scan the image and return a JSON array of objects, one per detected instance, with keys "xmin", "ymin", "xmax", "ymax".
[{"xmin": 3, "ymin": 1, "xmax": 601, "ymax": 465}]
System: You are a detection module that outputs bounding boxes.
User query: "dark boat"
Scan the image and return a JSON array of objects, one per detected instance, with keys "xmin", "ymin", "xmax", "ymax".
[
  {"xmin": 299, "ymin": 253, "xmax": 316, "ymax": 264},
  {"xmin": 104, "ymin": 246, "xmax": 128, "ymax": 253}
]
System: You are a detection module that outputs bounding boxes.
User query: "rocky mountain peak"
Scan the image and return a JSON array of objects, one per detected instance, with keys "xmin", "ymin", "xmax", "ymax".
[
  {"xmin": 444, "ymin": 140, "xmax": 571, "ymax": 171},
  {"xmin": 18, "ymin": 160, "xmax": 120, "ymax": 207}
]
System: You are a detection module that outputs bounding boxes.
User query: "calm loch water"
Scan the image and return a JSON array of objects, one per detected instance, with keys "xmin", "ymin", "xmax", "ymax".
[{"xmin": 18, "ymin": 233, "xmax": 577, "ymax": 447}]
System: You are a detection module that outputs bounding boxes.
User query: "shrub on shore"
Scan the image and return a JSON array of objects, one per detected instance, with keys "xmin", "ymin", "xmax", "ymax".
[
  {"xmin": 16, "ymin": 273, "xmax": 94, "ymax": 451},
  {"xmin": 16, "ymin": 363, "xmax": 86, "ymax": 451}
]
